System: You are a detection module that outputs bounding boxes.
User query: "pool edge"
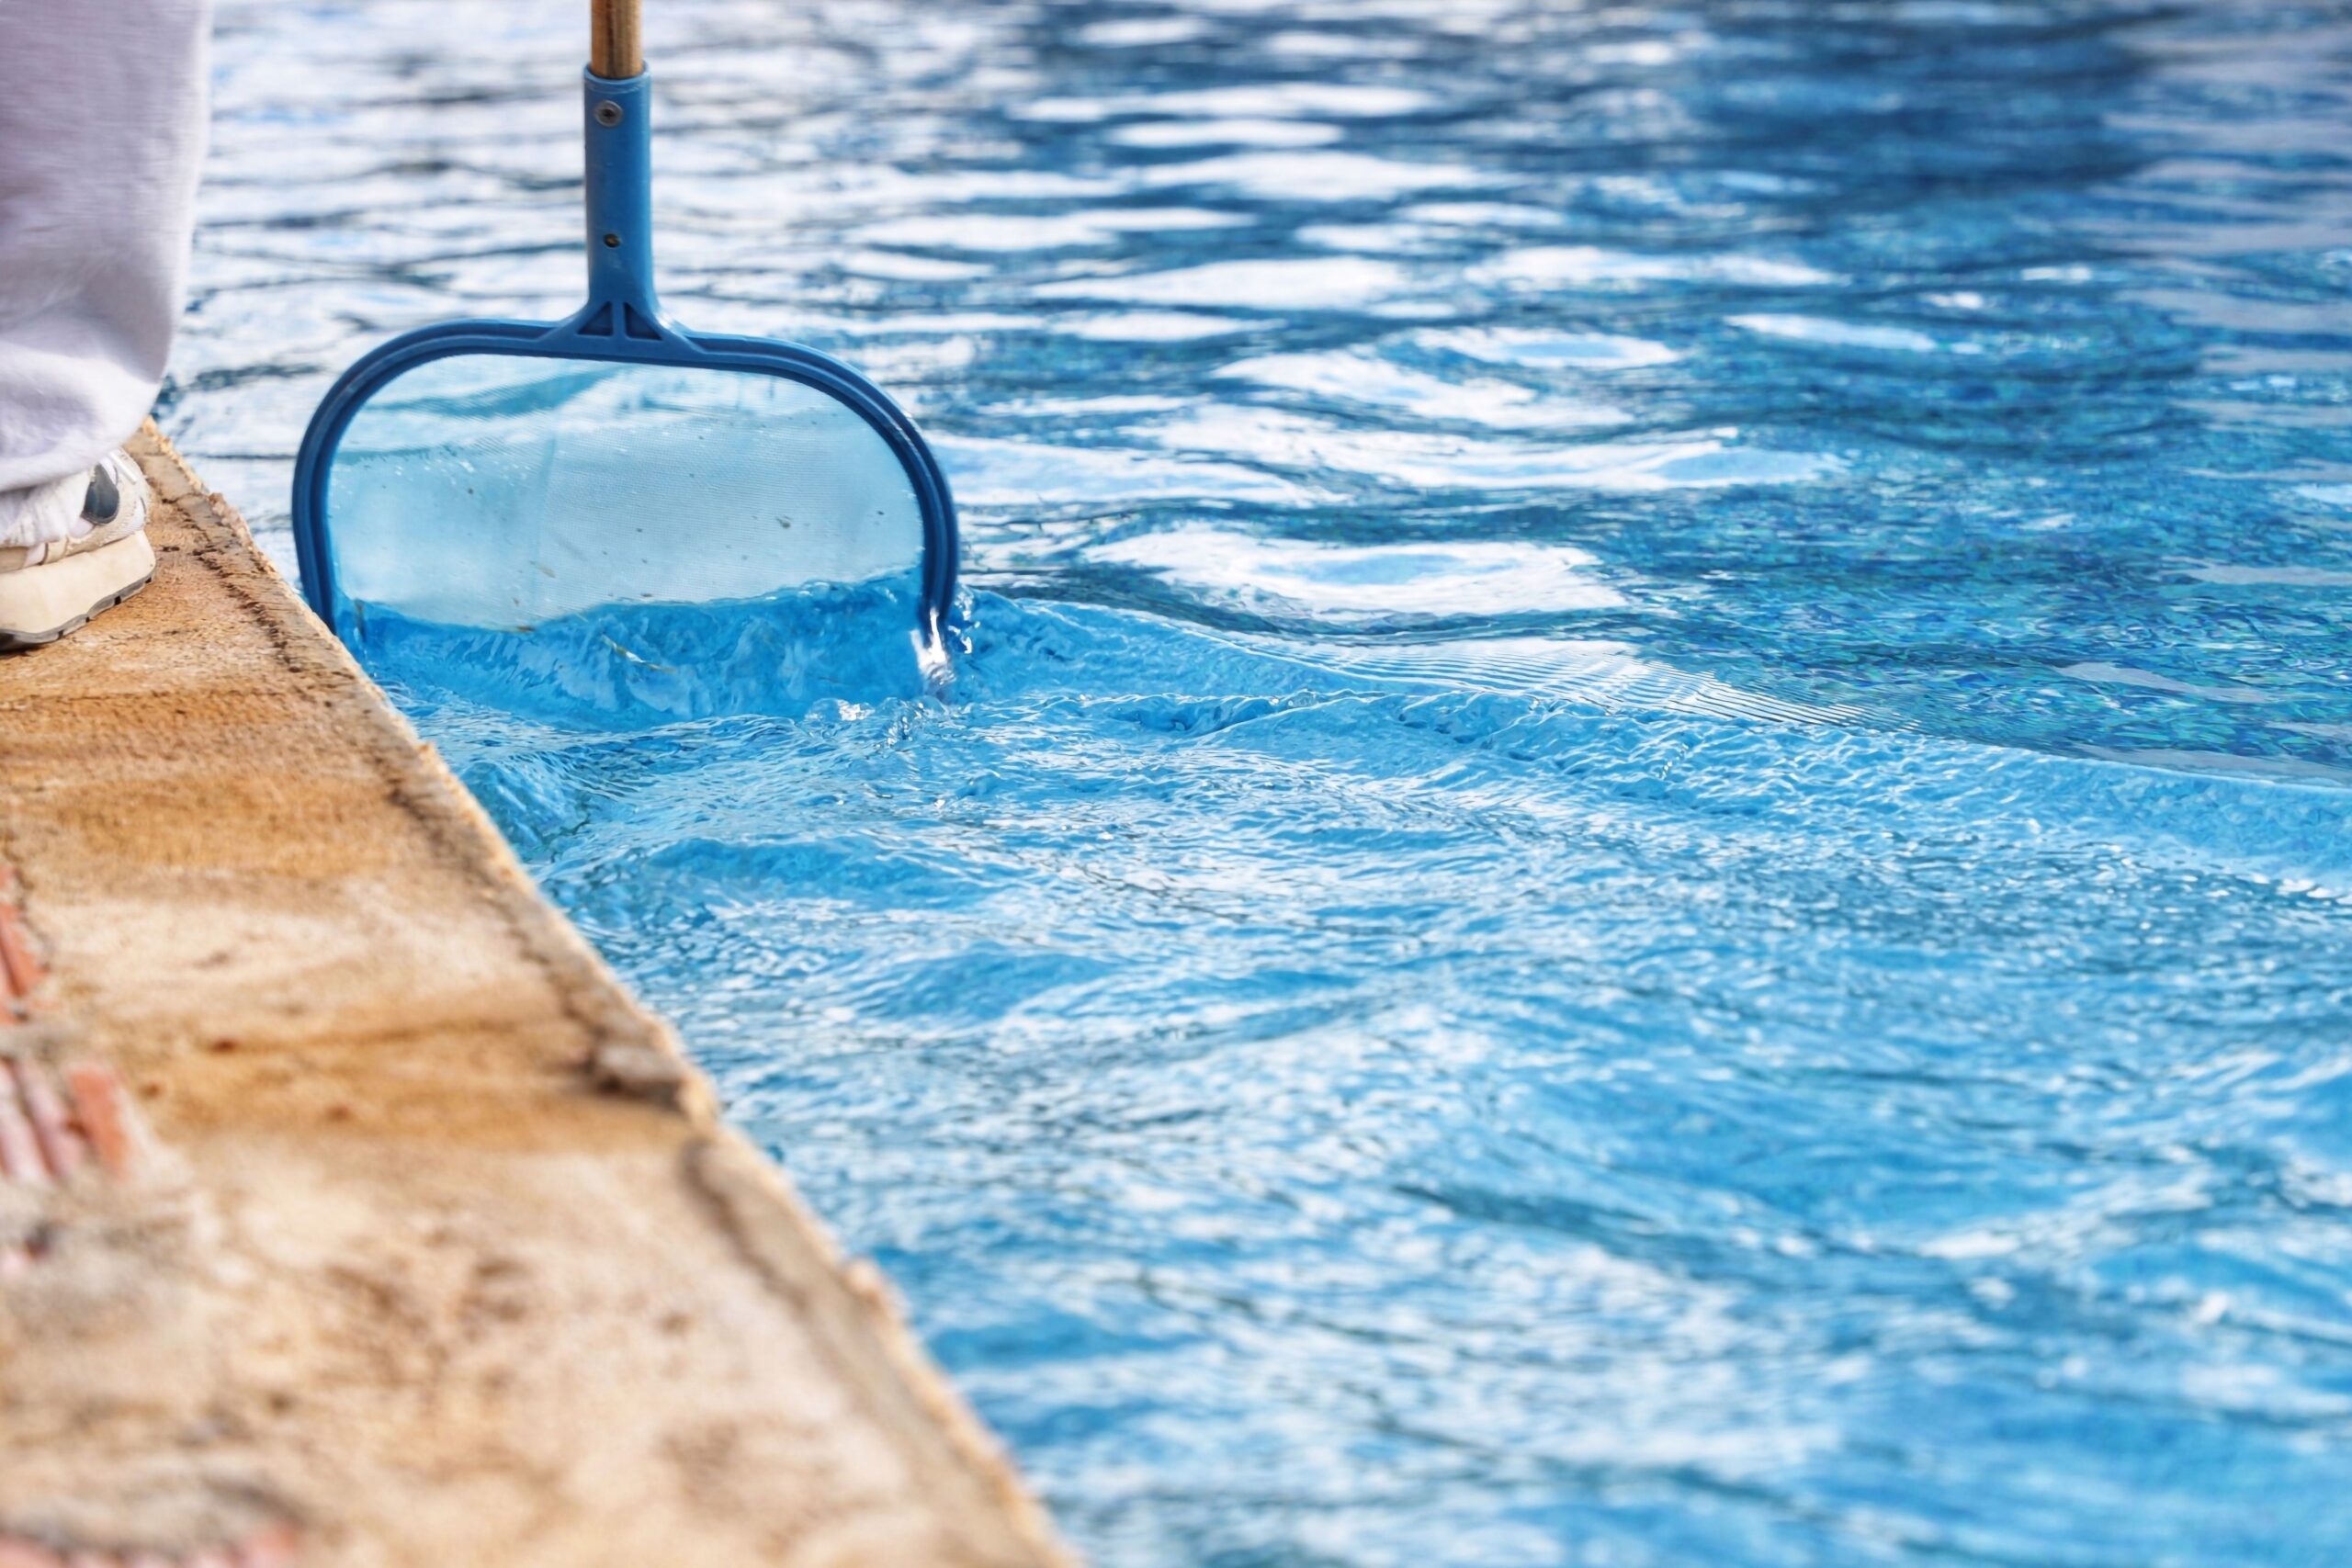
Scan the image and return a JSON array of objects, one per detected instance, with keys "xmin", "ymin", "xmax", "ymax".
[{"xmin": 0, "ymin": 422, "xmax": 1073, "ymax": 1566}]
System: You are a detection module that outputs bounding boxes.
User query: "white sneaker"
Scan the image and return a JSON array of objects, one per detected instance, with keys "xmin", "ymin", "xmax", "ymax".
[{"xmin": 0, "ymin": 451, "xmax": 156, "ymax": 651}]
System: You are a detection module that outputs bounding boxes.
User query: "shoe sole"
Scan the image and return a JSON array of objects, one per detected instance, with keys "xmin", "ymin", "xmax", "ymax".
[{"xmin": 0, "ymin": 534, "xmax": 158, "ymax": 652}]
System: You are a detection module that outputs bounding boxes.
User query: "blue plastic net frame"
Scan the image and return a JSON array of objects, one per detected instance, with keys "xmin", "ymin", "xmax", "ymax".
[{"xmin": 290, "ymin": 66, "xmax": 958, "ymax": 646}]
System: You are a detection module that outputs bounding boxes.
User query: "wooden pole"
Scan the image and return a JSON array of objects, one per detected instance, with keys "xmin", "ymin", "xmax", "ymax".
[{"xmin": 592, "ymin": 0, "xmax": 642, "ymax": 78}]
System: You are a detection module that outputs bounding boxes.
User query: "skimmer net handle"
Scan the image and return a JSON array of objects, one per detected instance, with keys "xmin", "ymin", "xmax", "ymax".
[{"xmin": 592, "ymin": 0, "xmax": 642, "ymax": 78}]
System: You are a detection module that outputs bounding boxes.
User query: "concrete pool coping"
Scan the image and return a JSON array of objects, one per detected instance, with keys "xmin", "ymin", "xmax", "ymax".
[{"xmin": 0, "ymin": 425, "xmax": 1071, "ymax": 1566}]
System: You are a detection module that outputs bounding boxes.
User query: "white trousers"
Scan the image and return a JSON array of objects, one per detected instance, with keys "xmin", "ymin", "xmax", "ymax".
[{"xmin": 0, "ymin": 0, "xmax": 210, "ymax": 548}]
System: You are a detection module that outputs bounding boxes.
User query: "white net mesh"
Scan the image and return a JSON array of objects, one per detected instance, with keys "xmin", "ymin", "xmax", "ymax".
[{"xmin": 325, "ymin": 355, "xmax": 925, "ymax": 628}]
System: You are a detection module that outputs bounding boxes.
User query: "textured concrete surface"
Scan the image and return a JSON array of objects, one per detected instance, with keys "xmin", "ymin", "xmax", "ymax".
[{"xmin": 0, "ymin": 425, "xmax": 1069, "ymax": 1567}]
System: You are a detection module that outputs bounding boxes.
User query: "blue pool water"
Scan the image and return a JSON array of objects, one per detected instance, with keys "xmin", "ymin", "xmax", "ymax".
[{"xmin": 180, "ymin": 2, "xmax": 2352, "ymax": 1562}]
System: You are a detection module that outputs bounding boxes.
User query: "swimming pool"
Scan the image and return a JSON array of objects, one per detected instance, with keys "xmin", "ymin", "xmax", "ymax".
[{"xmin": 179, "ymin": 2, "xmax": 2352, "ymax": 1562}]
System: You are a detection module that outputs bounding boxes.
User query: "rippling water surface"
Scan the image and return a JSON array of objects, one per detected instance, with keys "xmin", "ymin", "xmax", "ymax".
[{"xmin": 184, "ymin": 3, "xmax": 2352, "ymax": 1562}]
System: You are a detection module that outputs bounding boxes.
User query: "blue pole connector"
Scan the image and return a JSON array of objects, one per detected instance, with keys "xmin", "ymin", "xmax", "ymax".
[{"xmin": 582, "ymin": 69, "xmax": 664, "ymax": 335}]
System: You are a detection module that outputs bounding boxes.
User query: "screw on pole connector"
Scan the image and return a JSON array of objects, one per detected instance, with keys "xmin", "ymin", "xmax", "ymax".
[
  {"xmin": 603, "ymin": 232, "xmax": 621, "ymax": 247},
  {"xmin": 594, "ymin": 100, "xmax": 624, "ymax": 127}
]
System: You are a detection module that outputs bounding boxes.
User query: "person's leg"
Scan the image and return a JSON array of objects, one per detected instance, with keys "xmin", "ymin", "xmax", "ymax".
[{"xmin": 0, "ymin": 0, "xmax": 209, "ymax": 646}]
